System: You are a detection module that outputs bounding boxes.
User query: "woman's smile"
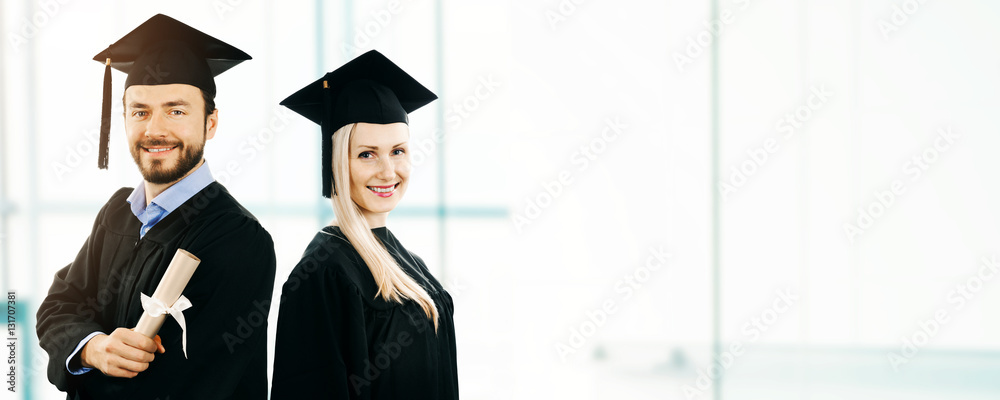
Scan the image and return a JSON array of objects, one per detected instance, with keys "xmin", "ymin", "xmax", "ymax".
[{"xmin": 367, "ymin": 183, "xmax": 400, "ymax": 197}]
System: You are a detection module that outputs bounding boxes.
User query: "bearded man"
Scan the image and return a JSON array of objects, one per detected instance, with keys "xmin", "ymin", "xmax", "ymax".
[{"xmin": 35, "ymin": 14, "xmax": 275, "ymax": 399}]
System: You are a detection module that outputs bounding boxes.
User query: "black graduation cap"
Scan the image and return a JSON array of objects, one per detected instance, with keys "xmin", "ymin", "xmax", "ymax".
[
  {"xmin": 281, "ymin": 50, "xmax": 437, "ymax": 198},
  {"xmin": 92, "ymin": 14, "xmax": 251, "ymax": 169}
]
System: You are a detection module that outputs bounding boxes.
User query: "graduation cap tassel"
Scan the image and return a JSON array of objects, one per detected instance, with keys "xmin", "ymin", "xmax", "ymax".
[
  {"xmin": 98, "ymin": 58, "xmax": 112, "ymax": 169},
  {"xmin": 321, "ymin": 79, "xmax": 334, "ymax": 198}
]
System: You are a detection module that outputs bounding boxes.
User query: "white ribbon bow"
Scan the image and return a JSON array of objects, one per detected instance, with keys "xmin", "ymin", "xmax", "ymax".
[{"xmin": 140, "ymin": 293, "xmax": 193, "ymax": 359}]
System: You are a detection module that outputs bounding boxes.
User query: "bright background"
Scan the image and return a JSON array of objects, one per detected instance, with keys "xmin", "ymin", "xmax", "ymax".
[{"xmin": 3, "ymin": 1, "xmax": 1000, "ymax": 399}]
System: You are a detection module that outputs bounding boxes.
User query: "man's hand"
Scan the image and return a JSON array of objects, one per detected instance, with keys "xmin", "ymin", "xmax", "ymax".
[{"xmin": 80, "ymin": 328, "xmax": 166, "ymax": 378}]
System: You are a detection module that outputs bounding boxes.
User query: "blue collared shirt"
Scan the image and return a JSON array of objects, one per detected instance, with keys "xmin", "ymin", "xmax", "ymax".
[
  {"xmin": 127, "ymin": 161, "xmax": 215, "ymax": 238},
  {"xmin": 66, "ymin": 161, "xmax": 215, "ymax": 375}
]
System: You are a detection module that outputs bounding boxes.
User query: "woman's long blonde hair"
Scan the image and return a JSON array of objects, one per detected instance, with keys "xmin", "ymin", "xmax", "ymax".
[{"xmin": 330, "ymin": 123, "xmax": 438, "ymax": 332}]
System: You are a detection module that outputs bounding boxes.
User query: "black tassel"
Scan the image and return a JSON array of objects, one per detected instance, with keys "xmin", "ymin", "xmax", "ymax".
[
  {"xmin": 98, "ymin": 58, "xmax": 112, "ymax": 169},
  {"xmin": 321, "ymin": 79, "xmax": 334, "ymax": 198}
]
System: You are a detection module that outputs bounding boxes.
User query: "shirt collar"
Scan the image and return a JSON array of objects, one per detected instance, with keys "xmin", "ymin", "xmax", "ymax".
[{"xmin": 126, "ymin": 161, "xmax": 215, "ymax": 217}]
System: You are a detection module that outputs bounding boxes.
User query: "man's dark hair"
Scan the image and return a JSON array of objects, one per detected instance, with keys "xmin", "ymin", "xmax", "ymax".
[{"xmin": 201, "ymin": 89, "xmax": 216, "ymax": 122}]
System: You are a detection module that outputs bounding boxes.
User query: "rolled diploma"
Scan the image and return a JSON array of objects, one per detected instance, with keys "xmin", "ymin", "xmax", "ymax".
[{"xmin": 133, "ymin": 248, "xmax": 200, "ymax": 337}]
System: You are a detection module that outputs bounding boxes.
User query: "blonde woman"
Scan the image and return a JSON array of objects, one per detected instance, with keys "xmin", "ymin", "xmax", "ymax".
[{"xmin": 270, "ymin": 50, "xmax": 458, "ymax": 399}]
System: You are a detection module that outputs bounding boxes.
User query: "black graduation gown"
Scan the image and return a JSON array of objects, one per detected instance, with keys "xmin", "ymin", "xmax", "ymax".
[
  {"xmin": 270, "ymin": 226, "xmax": 458, "ymax": 399},
  {"xmin": 35, "ymin": 182, "xmax": 276, "ymax": 400}
]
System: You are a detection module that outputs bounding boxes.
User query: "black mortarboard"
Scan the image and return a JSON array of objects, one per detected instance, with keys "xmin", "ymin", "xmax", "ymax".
[
  {"xmin": 92, "ymin": 14, "xmax": 251, "ymax": 169},
  {"xmin": 280, "ymin": 50, "xmax": 437, "ymax": 198}
]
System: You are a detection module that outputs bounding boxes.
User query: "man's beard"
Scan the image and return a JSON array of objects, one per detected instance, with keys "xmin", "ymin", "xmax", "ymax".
[{"xmin": 130, "ymin": 132, "xmax": 205, "ymax": 185}]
